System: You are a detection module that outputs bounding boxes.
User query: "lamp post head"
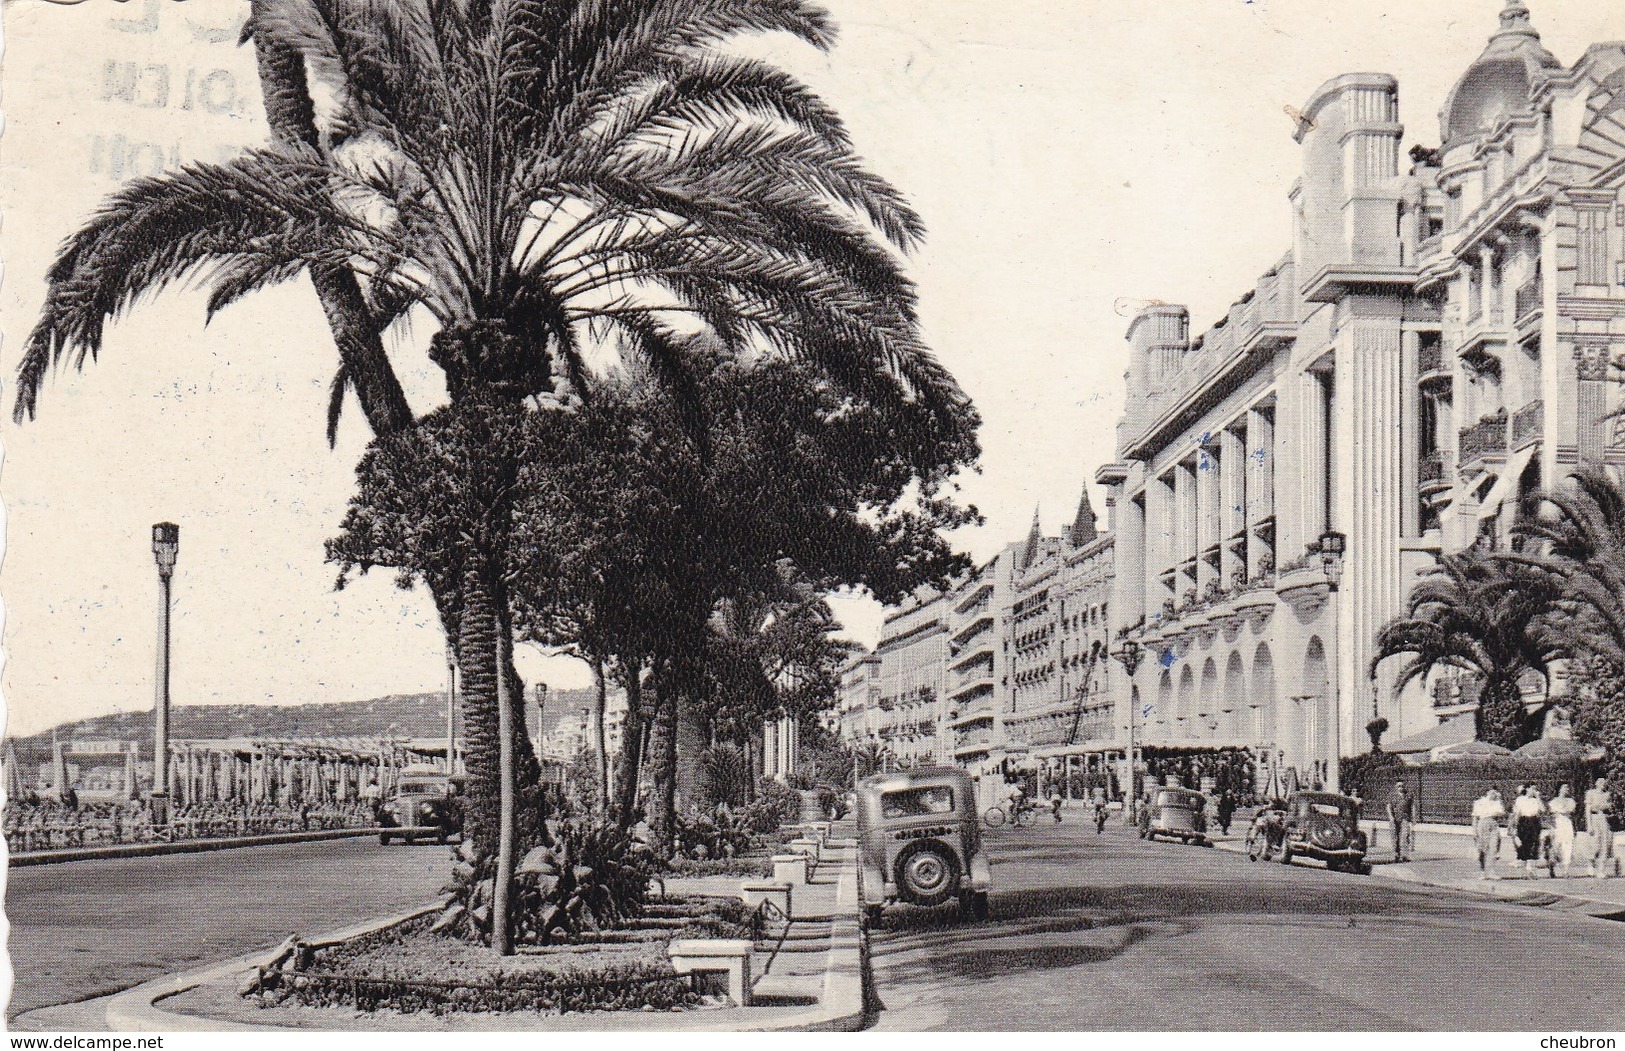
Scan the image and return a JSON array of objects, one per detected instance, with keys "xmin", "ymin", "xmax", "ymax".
[
  {"xmin": 1113, "ymin": 639, "xmax": 1143, "ymax": 677},
  {"xmin": 151, "ymin": 522, "xmax": 179, "ymax": 578},
  {"xmin": 1318, "ymin": 528, "xmax": 1346, "ymax": 590}
]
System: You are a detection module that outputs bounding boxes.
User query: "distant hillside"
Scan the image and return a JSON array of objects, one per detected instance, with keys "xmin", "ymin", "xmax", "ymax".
[{"xmin": 8, "ymin": 688, "xmax": 604, "ymax": 766}]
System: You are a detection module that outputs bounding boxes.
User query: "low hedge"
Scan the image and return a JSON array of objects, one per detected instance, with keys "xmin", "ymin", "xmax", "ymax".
[
  {"xmin": 260, "ymin": 961, "xmax": 698, "ymax": 1015},
  {"xmin": 663, "ymin": 856, "xmax": 773, "ymax": 879}
]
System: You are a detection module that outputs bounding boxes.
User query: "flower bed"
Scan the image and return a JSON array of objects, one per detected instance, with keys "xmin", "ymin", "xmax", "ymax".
[{"xmin": 253, "ymin": 896, "xmax": 752, "ymax": 1016}]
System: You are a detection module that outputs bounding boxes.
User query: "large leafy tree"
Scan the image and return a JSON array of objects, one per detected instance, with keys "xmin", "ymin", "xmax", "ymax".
[
  {"xmin": 1372, "ymin": 549, "xmax": 1567, "ymax": 748},
  {"xmin": 336, "ymin": 354, "xmax": 977, "ymax": 850},
  {"xmin": 16, "ymin": 0, "xmax": 974, "ymax": 883}
]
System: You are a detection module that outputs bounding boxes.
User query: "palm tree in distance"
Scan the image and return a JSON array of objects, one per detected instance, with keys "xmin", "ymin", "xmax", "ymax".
[
  {"xmin": 15, "ymin": 0, "xmax": 976, "ymax": 944},
  {"xmin": 1371, "ymin": 550, "xmax": 1567, "ymax": 749}
]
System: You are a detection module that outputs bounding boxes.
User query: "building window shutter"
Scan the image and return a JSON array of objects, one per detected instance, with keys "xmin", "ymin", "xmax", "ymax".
[{"xmin": 1578, "ymin": 206, "xmax": 1611, "ymax": 286}]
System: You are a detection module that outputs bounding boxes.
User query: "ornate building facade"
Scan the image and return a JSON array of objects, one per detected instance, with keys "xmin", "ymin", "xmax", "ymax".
[
  {"xmin": 839, "ymin": 490, "xmax": 1119, "ymax": 797},
  {"xmin": 1100, "ymin": 2, "xmax": 1625, "ymax": 791}
]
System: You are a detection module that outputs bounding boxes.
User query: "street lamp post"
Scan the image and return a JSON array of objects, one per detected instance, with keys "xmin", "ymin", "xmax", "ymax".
[
  {"xmin": 445, "ymin": 643, "xmax": 457, "ymax": 774},
  {"xmin": 1318, "ymin": 529, "xmax": 1347, "ymax": 790},
  {"xmin": 151, "ymin": 522, "xmax": 179, "ymax": 826},
  {"xmin": 1112, "ymin": 639, "xmax": 1144, "ymax": 822}
]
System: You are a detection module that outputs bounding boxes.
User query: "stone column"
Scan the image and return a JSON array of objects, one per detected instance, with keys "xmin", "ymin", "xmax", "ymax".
[
  {"xmin": 1197, "ymin": 439, "xmax": 1221, "ymax": 595},
  {"xmin": 1297, "ymin": 372, "xmax": 1329, "ymax": 557},
  {"xmin": 1576, "ymin": 344, "xmax": 1609, "ymax": 466},
  {"xmin": 1146, "ymin": 476, "xmax": 1170, "ymax": 617},
  {"xmin": 1220, "ymin": 427, "xmax": 1246, "ymax": 588},
  {"xmin": 1174, "ymin": 462, "xmax": 1196, "ymax": 606},
  {"xmin": 1338, "ymin": 312, "xmax": 1405, "ymax": 765},
  {"xmin": 1246, "ymin": 407, "xmax": 1275, "ymax": 575}
]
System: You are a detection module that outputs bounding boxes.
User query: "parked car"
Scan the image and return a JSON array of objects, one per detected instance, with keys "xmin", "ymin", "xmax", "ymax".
[
  {"xmin": 1280, "ymin": 790, "xmax": 1369, "ymax": 873},
  {"xmin": 857, "ymin": 767, "xmax": 992, "ymax": 926},
  {"xmin": 379, "ymin": 769, "xmax": 464, "ymax": 845},
  {"xmin": 1142, "ymin": 787, "xmax": 1212, "ymax": 846}
]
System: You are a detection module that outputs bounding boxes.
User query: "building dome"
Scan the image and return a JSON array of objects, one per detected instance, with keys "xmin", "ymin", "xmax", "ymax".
[{"xmin": 1439, "ymin": 1, "xmax": 1560, "ymax": 144}]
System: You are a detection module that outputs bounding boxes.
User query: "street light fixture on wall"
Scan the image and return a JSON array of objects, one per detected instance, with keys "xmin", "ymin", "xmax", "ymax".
[
  {"xmin": 1318, "ymin": 528, "xmax": 1347, "ymax": 591},
  {"xmin": 151, "ymin": 522, "xmax": 179, "ymax": 826},
  {"xmin": 1112, "ymin": 638, "xmax": 1143, "ymax": 821}
]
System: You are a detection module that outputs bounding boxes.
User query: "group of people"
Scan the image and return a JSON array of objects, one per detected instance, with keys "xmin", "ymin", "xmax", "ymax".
[
  {"xmin": 1468, "ymin": 779, "xmax": 1620, "ymax": 880},
  {"xmin": 2, "ymin": 797, "xmax": 377, "ymax": 852}
]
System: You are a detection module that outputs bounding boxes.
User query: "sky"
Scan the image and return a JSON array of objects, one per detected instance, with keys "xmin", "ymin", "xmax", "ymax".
[{"xmin": 3, "ymin": 0, "xmax": 1624, "ymax": 738}]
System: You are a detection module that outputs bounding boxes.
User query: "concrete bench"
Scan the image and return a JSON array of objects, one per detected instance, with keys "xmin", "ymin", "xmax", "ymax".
[
  {"xmin": 739, "ymin": 879, "xmax": 792, "ymax": 918},
  {"xmin": 668, "ymin": 938, "xmax": 754, "ymax": 1005},
  {"xmin": 787, "ymin": 836, "xmax": 822, "ymax": 860},
  {"xmin": 773, "ymin": 852, "xmax": 811, "ymax": 887}
]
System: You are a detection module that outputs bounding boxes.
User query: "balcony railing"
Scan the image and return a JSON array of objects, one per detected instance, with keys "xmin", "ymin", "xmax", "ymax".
[
  {"xmin": 1515, "ymin": 278, "xmax": 1542, "ymax": 322},
  {"xmin": 1459, "ymin": 411, "xmax": 1508, "ymax": 463},
  {"xmin": 1511, "ymin": 399, "xmax": 1543, "ymax": 448}
]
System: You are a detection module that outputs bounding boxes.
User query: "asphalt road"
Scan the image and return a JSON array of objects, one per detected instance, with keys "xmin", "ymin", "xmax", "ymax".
[
  {"xmin": 867, "ymin": 818, "xmax": 1625, "ymax": 1031},
  {"xmin": 6, "ymin": 837, "xmax": 451, "ymax": 1019}
]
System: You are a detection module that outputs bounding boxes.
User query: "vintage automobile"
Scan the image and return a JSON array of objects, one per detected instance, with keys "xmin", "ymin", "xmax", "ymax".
[
  {"xmin": 857, "ymin": 767, "xmax": 991, "ymax": 925},
  {"xmin": 379, "ymin": 769, "xmax": 464, "ymax": 845},
  {"xmin": 1140, "ymin": 787, "xmax": 1212, "ymax": 846},
  {"xmin": 1280, "ymin": 790, "xmax": 1370, "ymax": 873}
]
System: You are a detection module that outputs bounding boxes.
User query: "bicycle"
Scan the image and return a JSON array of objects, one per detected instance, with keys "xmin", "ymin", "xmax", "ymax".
[{"xmin": 983, "ymin": 801, "xmax": 1036, "ymax": 828}]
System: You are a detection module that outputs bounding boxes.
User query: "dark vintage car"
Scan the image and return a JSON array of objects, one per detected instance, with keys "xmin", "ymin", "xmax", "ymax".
[
  {"xmin": 379, "ymin": 769, "xmax": 464, "ymax": 845},
  {"xmin": 1141, "ymin": 787, "xmax": 1212, "ymax": 846},
  {"xmin": 1280, "ymin": 790, "xmax": 1369, "ymax": 873},
  {"xmin": 857, "ymin": 767, "xmax": 991, "ymax": 926}
]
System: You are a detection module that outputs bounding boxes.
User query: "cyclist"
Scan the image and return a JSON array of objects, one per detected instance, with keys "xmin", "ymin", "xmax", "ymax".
[{"xmin": 1007, "ymin": 783, "xmax": 1028, "ymax": 823}]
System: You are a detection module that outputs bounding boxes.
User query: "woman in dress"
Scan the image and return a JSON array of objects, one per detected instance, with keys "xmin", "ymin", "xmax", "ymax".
[
  {"xmin": 1549, "ymin": 783, "xmax": 1579, "ymax": 877},
  {"xmin": 1471, "ymin": 788, "xmax": 1507, "ymax": 879},
  {"xmin": 1511, "ymin": 784, "xmax": 1546, "ymax": 878}
]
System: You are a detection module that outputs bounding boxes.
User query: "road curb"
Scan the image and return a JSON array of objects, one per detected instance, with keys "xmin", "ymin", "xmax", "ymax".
[
  {"xmin": 747, "ymin": 844, "xmax": 865, "ymax": 1032},
  {"xmin": 9, "ymin": 827, "xmax": 387, "ymax": 867}
]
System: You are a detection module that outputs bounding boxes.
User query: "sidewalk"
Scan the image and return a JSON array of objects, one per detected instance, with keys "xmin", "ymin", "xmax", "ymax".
[
  {"xmin": 1212, "ymin": 813, "xmax": 1625, "ymax": 918},
  {"xmin": 12, "ymin": 826, "xmax": 866, "ymax": 1033}
]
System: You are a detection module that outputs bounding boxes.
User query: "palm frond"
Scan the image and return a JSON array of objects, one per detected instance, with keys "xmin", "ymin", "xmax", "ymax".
[{"xmin": 14, "ymin": 148, "xmax": 357, "ymax": 421}]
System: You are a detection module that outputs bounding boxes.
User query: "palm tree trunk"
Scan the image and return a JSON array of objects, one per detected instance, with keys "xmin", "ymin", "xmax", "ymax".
[
  {"xmin": 612, "ymin": 655, "xmax": 645, "ymax": 825},
  {"xmin": 647, "ymin": 667, "xmax": 679, "ymax": 853},
  {"xmin": 458, "ymin": 563, "xmax": 504, "ymax": 859},
  {"xmin": 252, "ymin": 31, "xmax": 412, "ymax": 440},
  {"xmin": 493, "ymin": 622, "xmax": 516, "ymax": 956},
  {"xmin": 676, "ymin": 696, "xmax": 708, "ymax": 812}
]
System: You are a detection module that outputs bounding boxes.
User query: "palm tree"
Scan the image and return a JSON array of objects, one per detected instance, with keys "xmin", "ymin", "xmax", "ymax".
[
  {"xmin": 1513, "ymin": 466, "xmax": 1625, "ymax": 668},
  {"xmin": 1372, "ymin": 550, "xmax": 1567, "ymax": 748},
  {"xmin": 17, "ymin": 0, "xmax": 972, "ymax": 947}
]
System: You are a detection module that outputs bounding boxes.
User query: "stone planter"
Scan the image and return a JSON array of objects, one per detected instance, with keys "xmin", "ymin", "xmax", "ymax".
[
  {"xmin": 740, "ymin": 879, "xmax": 792, "ymax": 917},
  {"xmin": 772, "ymin": 853, "xmax": 810, "ymax": 887},
  {"xmin": 668, "ymin": 939, "xmax": 754, "ymax": 1006}
]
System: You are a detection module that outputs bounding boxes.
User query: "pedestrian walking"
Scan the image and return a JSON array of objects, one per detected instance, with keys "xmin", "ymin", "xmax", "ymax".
[
  {"xmin": 1585, "ymin": 777, "xmax": 1616, "ymax": 879},
  {"xmin": 1550, "ymin": 784, "xmax": 1578, "ymax": 876},
  {"xmin": 1050, "ymin": 792, "xmax": 1064, "ymax": 823},
  {"xmin": 1471, "ymin": 788, "xmax": 1506, "ymax": 879},
  {"xmin": 1217, "ymin": 790, "xmax": 1236, "ymax": 837},
  {"xmin": 1094, "ymin": 798, "xmax": 1108, "ymax": 834},
  {"xmin": 1511, "ymin": 784, "xmax": 1546, "ymax": 878},
  {"xmin": 1387, "ymin": 781, "xmax": 1415, "ymax": 862}
]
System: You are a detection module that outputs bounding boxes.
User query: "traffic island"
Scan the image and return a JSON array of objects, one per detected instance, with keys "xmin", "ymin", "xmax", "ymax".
[{"xmin": 26, "ymin": 836, "xmax": 868, "ymax": 1032}]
